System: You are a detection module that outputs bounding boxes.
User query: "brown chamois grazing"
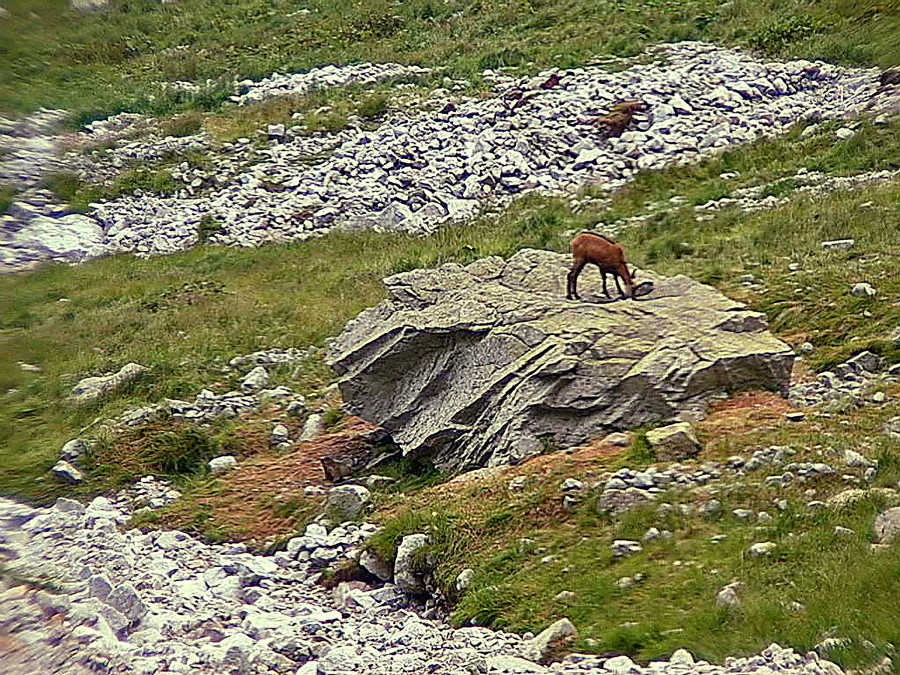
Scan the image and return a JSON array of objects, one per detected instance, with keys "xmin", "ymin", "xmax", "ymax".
[{"xmin": 566, "ymin": 231, "xmax": 635, "ymax": 301}]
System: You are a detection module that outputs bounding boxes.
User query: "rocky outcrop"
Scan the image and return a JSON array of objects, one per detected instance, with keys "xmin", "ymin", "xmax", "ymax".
[
  {"xmin": 69, "ymin": 362, "xmax": 148, "ymax": 405},
  {"xmin": 326, "ymin": 249, "xmax": 794, "ymax": 471}
]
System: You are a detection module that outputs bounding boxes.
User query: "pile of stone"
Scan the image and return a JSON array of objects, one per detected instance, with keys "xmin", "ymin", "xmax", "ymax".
[
  {"xmin": 555, "ymin": 645, "xmax": 843, "ymax": 675},
  {"xmin": 286, "ymin": 521, "xmax": 378, "ymax": 567},
  {"xmin": 115, "ymin": 475, "xmax": 182, "ymax": 512},
  {"xmin": 87, "ymin": 42, "xmax": 889, "ymax": 259},
  {"xmin": 0, "ymin": 496, "xmax": 541, "ymax": 675},
  {"xmin": 232, "ymin": 62, "xmax": 433, "ymax": 105},
  {"xmin": 577, "ymin": 436, "xmax": 878, "ymax": 518},
  {"xmin": 0, "ymin": 495, "xmax": 853, "ymax": 675},
  {"xmin": 51, "ymin": 351, "xmax": 319, "ymax": 485},
  {"xmin": 694, "ymin": 166, "xmax": 900, "ymax": 217},
  {"xmin": 789, "ymin": 350, "xmax": 900, "ymax": 409},
  {"xmin": 226, "ymin": 346, "xmax": 321, "ymax": 371}
]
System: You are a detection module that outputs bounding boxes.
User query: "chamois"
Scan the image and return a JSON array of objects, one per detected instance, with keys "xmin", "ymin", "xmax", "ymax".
[
  {"xmin": 587, "ymin": 99, "xmax": 649, "ymax": 138},
  {"xmin": 566, "ymin": 231, "xmax": 635, "ymax": 301}
]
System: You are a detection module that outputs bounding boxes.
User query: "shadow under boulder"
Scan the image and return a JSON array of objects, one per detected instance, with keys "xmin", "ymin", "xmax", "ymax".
[{"xmin": 326, "ymin": 249, "xmax": 794, "ymax": 471}]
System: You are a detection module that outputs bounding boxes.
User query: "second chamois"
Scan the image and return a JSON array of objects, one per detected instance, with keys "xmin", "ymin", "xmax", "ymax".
[{"xmin": 566, "ymin": 231, "xmax": 635, "ymax": 301}]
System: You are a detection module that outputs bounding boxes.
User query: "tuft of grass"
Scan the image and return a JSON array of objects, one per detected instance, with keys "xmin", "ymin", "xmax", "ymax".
[
  {"xmin": 369, "ymin": 456, "xmax": 445, "ymax": 493},
  {"xmin": 43, "ymin": 165, "xmax": 180, "ymax": 212},
  {"xmin": 355, "ymin": 92, "xmax": 390, "ymax": 121},
  {"xmin": 322, "ymin": 406, "xmax": 345, "ymax": 431},
  {"xmin": 0, "ymin": 183, "xmax": 15, "ymax": 213},
  {"xmin": 84, "ymin": 420, "xmax": 221, "ymax": 489},
  {"xmin": 196, "ymin": 215, "xmax": 225, "ymax": 243},
  {"xmin": 625, "ymin": 429, "xmax": 656, "ymax": 465},
  {"xmin": 158, "ymin": 111, "xmax": 205, "ymax": 138}
]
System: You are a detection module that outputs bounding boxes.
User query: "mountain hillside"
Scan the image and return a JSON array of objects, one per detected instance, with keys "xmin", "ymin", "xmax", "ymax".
[{"xmin": 1, "ymin": 1, "xmax": 900, "ymax": 674}]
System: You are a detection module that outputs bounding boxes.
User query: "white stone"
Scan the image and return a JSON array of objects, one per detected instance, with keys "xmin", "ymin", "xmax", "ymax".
[{"xmin": 208, "ymin": 455, "xmax": 237, "ymax": 475}]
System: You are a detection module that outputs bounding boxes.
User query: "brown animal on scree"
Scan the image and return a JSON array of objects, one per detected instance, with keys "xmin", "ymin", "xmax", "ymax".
[
  {"xmin": 587, "ymin": 99, "xmax": 649, "ymax": 138},
  {"xmin": 566, "ymin": 231, "xmax": 635, "ymax": 301}
]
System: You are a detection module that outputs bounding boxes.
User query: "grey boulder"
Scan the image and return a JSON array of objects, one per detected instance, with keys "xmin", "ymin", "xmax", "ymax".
[
  {"xmin": 645, "ymin": 422, "xmax": 702, "ymax": 461},
  {"xmin": 873, "ymin": 507, "xmax": 900, "ymax": 544},
  {"xmin": 326, "ymin": 249, "xmax": 794, "ymax": 471},
  {"xmin": 51, "ymin": 460, "xmax": 84, "ymax": 484},
  {"xmin": 325, "ymin": 485, "xmax": 370, "ymax": 521},
  {"xmin": 70, "ymin": 363, "xmax": 148, "ymax": 405},
  {"xmin": 393, "ymin": 533, "xmax": 429, "ymax": 594},
  {"xmin": 10, "ymin": 214, "xmax": 104, "ymax": 261}
]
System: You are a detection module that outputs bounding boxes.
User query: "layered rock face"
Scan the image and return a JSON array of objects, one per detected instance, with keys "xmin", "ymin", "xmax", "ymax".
[{"xmin": 326, "ymin": 249, "xmax": 794, "ymax": 470}]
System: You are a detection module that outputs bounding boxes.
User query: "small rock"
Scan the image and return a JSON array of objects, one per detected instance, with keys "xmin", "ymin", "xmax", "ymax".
[
  {"xmin": 359, "ymin": 549, "xmax": 393, "ymax": 581},
  {"xmin": 645, "ymin": 422, "xmax": 702, "ymax": 461},
  {"xmin": 51, "ymin": 460, "xmax": 84, "ymax": 484},
  {"xmin": 560, "ymin": 478, "xmax": 584, "ymax": 491},
  {"xmin": 615, "ymin": 577, "xmax": 634, "ymax": 590},
  {"xmin": 821, "ymin": 239, "xmax": 854, "ymax": 251},
  {"xmin": 241, "ymin": 366, "xmax": 269, "ymax": 391},
  {"xmin": 522, "ymin": 617, "xmax": 577, "ymax": 661},
  {"xmin": 747, "ymin": 542, "xmax": 776, "ymax": 557},
  {"xmin": 299, "ymin": 413, "xmax": 324, "ymax": 442},
  {"xmin": 271, "ymin": 423, "xmax": 290, "ymax": 444},
  {"xmin": 851, "ymin": 282, "xmax": 877, "ymax": 298},
  {"xmin": 71, "ymin": 363, "xmax": 148, "ymax": 404},
  {"xmin": 394, "ymin": 533, "xmax": 429, "ymax": 593},
  {"xmin": 716, "ymin": 584, "xmax": 740, "ymax": 608},
  {"xmin": 456, "ymin": 568, "xmax": 475, "ymax": 591},
  {"xmin": 60, "ymin": 438, "xmax": 87, "ymax": 463},
  {"xmin": 365, "ymin": 474, "xmax": 396, "ymax": 489},
  {"xmin": 670, "ymin": 649, "xmax": 695, "ymax": 666},
  {"xmin": 325, "ymin": 485, "xmax": 371, "ymax": 521},
  {"xmin": 873, "ymin": 507, "xmax": 900, "ymax": 544},
  {"xmin": 208, "ymin": 455, "xmax": 237, "ymax": 475},
  {"xmin": 844, "ymin": 449, "xmax": 870, "ymax": 467}
]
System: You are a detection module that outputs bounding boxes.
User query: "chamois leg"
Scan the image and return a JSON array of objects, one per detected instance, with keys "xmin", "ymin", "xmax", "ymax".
[
  {"xmin": 617, "ymin": 262, "xmax": 634, "ymax": 299},
  {"xmin": 598, "ymin": 264, "xmax": 612, "ymax": 298},
  {"xmin": 612, "ymin": 273, "xmax": 625, "ymax": 297},
  {"xmin": 567, "ymin": 259, "xmax": 586, "ymax": 300}
]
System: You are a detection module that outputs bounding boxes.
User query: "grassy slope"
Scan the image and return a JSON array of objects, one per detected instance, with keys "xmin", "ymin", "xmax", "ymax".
[
  {"xmin": 2, "ymin": 119, "xmax": 900, "ymax": 668},
  {"xmin": 1, "ymin": 0, "xmax": 899, "ymax": 118}
]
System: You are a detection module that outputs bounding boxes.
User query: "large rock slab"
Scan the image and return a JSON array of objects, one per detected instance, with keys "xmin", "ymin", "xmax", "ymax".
[
  {"xmin": 326, "ymin": 249, "xmax": 794, "ymax": 471},
  {"xmin": 11, "ymin": 215, "xmax": 105, "ymax": 262},
  {"xmin": 70, "ymin": 362, "xmax": 148, "ymax": 405}
]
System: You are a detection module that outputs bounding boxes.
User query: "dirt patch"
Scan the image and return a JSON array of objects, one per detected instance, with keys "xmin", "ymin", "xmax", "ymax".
[
  {"xmin": 152, "ymin": 416, "xmax": 382, "ymax": 545},
  {"xmin": 698, "ymin": 389, "xmax": 796, "ymax": 455}
]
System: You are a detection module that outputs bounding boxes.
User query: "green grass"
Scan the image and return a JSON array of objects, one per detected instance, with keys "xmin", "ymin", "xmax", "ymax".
[
  {"xmin": 1, "ymin": 0, "xmax": 899, "ymax": 118},
  {"xmin": 43, "ymin": 164, "xmax": 183, "ymax": 212},
  {"xmin": 0, "ymin": 197, "xmax": 579, "ymax": 502},
  {"xmin": 0, "ymin": 184, "xmax": 15, "ymax": 213},
  {"xmin": 361, "ymin": 416, "xmax": 900, "ymax": 670}
]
